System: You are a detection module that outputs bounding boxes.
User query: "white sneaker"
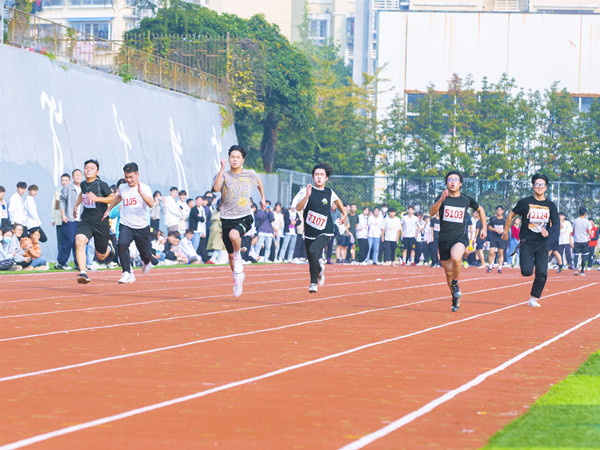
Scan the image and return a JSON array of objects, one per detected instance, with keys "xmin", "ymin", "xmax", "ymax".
[
  {"xmin": 142, "ymin": 260, "xmax": 151, "ymax": 275},
  {"xmin": 308, "ymin": 283, "xmax": 318, "ymax": 293},
  {"xmin": 118, "ymin": 272, "xmax": 135, "ymax": 284},
  {"xmin": 528, "ymin": 298, "xmax": 541, "ymax": 307},
  {"xmin": 233, "ymin": 271, "xmax": 245, "ymax": 297},
  {"xmin": 233, "ymin": 255, "xmax": 243, "ymax": 273},
  {"xmin": 318, "ymin": 260, "xmax": 325, "ymax": 286}
]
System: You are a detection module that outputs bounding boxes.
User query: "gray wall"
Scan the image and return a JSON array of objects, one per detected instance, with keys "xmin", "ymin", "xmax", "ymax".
[{"xmin": 0, "ymin": 44, "xmax": 277, "ymax": 261}]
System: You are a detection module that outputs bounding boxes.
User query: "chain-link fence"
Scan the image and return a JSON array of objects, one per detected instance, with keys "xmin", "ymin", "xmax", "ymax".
[{"xmin": 277, "ymin": 169, "xmax": 600, "ymax": 220}]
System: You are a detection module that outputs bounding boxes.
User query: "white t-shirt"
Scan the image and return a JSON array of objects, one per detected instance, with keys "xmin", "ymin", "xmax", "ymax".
[
  {"xmin": 367, "ymin": 215, "xmax": 384, "ymax": 238},
  {"xmin": 119, "ymin": 183, "xmax": 152, "ymax": 229},
  {"xmin": 383, "ymin": 216, "xmax": 401, "ymax": 241},
  {"xmin": 559, "ymin": 220, "xmax": 572, "ymax": 245},
  {"xmin": 401, "ymin": 215, "xmax": 419, "ymax": 238},
  {"xmin": 356, "ymin": 214, "xmax": 369, "ymax": 239}
]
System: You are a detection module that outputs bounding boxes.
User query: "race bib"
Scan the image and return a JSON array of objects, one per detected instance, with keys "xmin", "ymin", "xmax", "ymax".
[
  {"xmin": 442, "ymin": 205, "xmax": 465, "ymax": 223},
  {"xmin": 528, "ymin": 205, "xmax": 550, "ymax": 232},
  {"xmin": 123, "ymin": 195, "xmax": 141, "ymax": 208},
  {"xmin": 494, "ymin": 224, "xmax": 504, "ymax": 233},
  {"xmin": 82, "ymin": 194, "xmax": 96, "ymax": 209},
  {"xmin": 433, "ymin": 223, "xmax": 440, "ymax": 232},
  {"xmin": 306, "ymin": 211, "xmax": 328, "ymax": 230}
]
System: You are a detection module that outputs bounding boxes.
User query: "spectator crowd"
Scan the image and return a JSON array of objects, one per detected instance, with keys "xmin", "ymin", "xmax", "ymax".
[{"xmin": 1, "ymin": 179, "xmax": 599, "ymax": 274}]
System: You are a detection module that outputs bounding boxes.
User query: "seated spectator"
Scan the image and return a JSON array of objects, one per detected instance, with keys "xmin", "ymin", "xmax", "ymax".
[
  {"xmin": 3, "ymin": 227, "xmax": 30, "ymax": 269},
  {"xmin": 151, "ymin": 229, "xmax": 167, "ymax": 263},
  {"xmin": 24, "ymin": 184, "xmax": 48, "ymax": 242},
  {"xmin": 19, "ymin": 227, "xmax": 49, "ymax": 270},
  {"xmin": 0, "ymin": 228, "xmax": 22, "ymax": 271},
  {"xmin": 0, "ymin": 186, "xmax": 9, "ymax": 229},
  {"xmin": 164, "ymin": 231, "xmax": 188, "ymax": 264},
  {"xmin": 179, "ymin": 229, "xmax": 201, "ymax": 264}
]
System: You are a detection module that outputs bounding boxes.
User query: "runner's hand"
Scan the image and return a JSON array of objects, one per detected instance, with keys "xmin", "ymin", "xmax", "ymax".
[
  {"xmin": 306, "ymin": 184, "xmax": 312, "ymax": 198},
  {"xmin": 73, "ymin": 208, "xmax": 78, "ymax": 219},
  {"xmin": 541, "ymin": 228, "xmax": 549, "ymax": 238},
  {"xmin": 220, "ymin": 159, "xmax": 226, "ymax": 171},
  {"xmin": 102, "ymin": 210, "xmax": 110, "ymax": 221},
  {"xmin": 86, "ymin": 192, "xmax": 98, "ymax": 202},
  {"xmin": 480, "ymin": 229, "xmax": 487, "ymax": 240},
  {"xmin": 440, "ymin": 189, "xmax": 449, "ymax": 201},
  {"xmin": 501, "ymin": 231, "xmax": 509, "ymax": 241}
]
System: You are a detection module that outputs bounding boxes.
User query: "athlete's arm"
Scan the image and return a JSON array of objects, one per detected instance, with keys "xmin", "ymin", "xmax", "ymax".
[
  {"xmin": 212, "ymin": 159, "xmax": 226, "ymax": 193},
  {"xmin": 73, "ymin": 192, "xmax": 83, "ymax": 219},
  {"xmin": 103, "ymin": 194, "xmax": 122, "ymax": 221},
  {"xmin": 501, "ymin": 211, "xmax": 516, "ymax": 241},
  {"xmin": 294, "ymin": 185, "xmax": 312, "ymax": 212},
  {"xmin": 429, "ymin": 190, "xmax": 448, "ymax": 217},
  {"xmin": 477, "ymin": 206, "xmax": 487, "ymax": 240},
  {"xmin": 138, "ymin": 184, "xmax": 154, "ymax": 208}
]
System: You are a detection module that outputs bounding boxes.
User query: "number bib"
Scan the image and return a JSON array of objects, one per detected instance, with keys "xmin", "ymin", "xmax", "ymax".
[
  {"xmin": 528, "ymin": 205, "xmax": 550, "ymax": 232},
  {"xmin": 442, "ymin": 205, "xmax": 465, "ymax": 223},
  {"xmin": 123, "ymin": 194, "xmax": 141, "ymax": 208},
  {"xmin": 306, "ymin": 211, "xmax": 328, "ymax": 231},
  {"xmin": 82, "ymin": 194, "xmax": 96, "ymax": 209}
]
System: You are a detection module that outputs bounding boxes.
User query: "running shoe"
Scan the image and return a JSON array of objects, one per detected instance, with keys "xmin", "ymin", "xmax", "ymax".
[
  {"xmin": 142, "ymin": 260, "xmax": 151, "ymax": 275},
  {"xmin": 77, "ymin": 272, "xmax": 91, "ymax": 284},
  {"xmin": 574, "ymin": 270, "xmax": 579, "ymax": 276},
  {"xmin": 580, "ymin": 271, "xmax": 586, "ymax": 277},
  {"xmin": 308, "ymin": 283, "xmax": 318, "ymax": 293},
  {"xmin": 104, "ymin": 241, "xmax": 116, "ymax": 262},
  {"xmin": 463, "ymin": 261, "xmax": 468, "ymax": 268},
  {"xmin": 54, "ymin": 263, "xmax": 72, "ymax": 271},
  {"xmin": 318, "ymin": 260, "xmax": 325, "ymax": 286},
  {"xmin": 528, "ymin": 298, "xmax": 541, "ymax": 307},
  {"xmin": 498, "ymin": 268, "xmax": 502, "ymax": 274},
  {"xmin": 118, "ymin": 272, "xmax": 135, "ymax": 284},
  {"xmin": 233, "ymin": 271, "xmax": 245, "ymax": 297},
  {"xmin": 487, "ymin": 266, "xmax": 492, "ymax": 273},
  {"xmin": 557, "ymin": 265, "xmax": 564, "ymax": 273},
  {"xmin": 451, "ymin": 281, "xmax": 461, "ymax": 312}
]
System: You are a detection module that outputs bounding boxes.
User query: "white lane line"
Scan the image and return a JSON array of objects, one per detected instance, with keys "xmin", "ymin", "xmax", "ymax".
[
  {"xmin": 0, "ymin": 280, "xmax": 530, "ymax": 381},
  {"xmin": 339, "ymin": 303, "xmax": 600, "ymax": 448},
  {"xmin": 0, "ymin": 283, "xmax": 595, "ymax": 450},
  {"xmin": 0, "ymin": 274, "xmax": 444, "ymax": 319}
]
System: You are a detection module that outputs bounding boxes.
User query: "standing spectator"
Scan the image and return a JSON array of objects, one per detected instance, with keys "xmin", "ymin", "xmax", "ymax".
[
  {"xmin": 189, "ymin": 195, "xmax": 208, "ymax": 262},
  {"xmin": 507, "ymin": 216, "xmax": 521, "ymax": 268},
  {"xmin": 149, "ymin": 190, "xmax": 162, "ymax": 233},
  {"xmin": 426, "ymin": 213, "xmax": 440, "ymax": 267},
  {"xmin": 278, "ymin": 205, "xmax": 298, "ymax": 263},
  {"xmin": 0, "ymin": 186, "xmax": 9, "ymax": 229},
  {"xmin": 24, "ymin": 185, "xmax": 48, "ymax": 243},
  {"xmin": 588, "ymin": 218, "xmax": 598, "ymax": 270},
  {"xmin": 487, "ymin": 205, "xmax": 507, "ymax": 273},
  {"xmin": 272, "ymin": 202, "xmax": 285, "ymax": 262},
  {"xmin": 327, "ymin": 203, "xmax": 342, "ymax": 264},
  {"xmin": 177, "ymin": 190, "xmax": 190, "ymax": 236},
  {"xmin": 558, "ymin": 213, "xmax": 573, "ymax": 270},
  {"xmin": 55, "ymin": 169, "xmax": 82, "ymax": 270},
  {"xmin": 19, "ymin": 227, "xmax": 48, "ymax": 270},
  {"xmin": 471, "ymin": 210, "xmax": 485, "ymax": 268},
  {"xmin": 252, "ymin": 203, "xmax": 276, "ymax": 262},
  {"xmin": 382, "ymin": 207, "xmax": 401, "ymax": 265},
  {"xmin": 356, "ymin": 206, "xmax": 369, "ymax": 264},
  {"xmin": 335, "ymin": 205, "xmax": 351, "ymax": 264},
  {"xmin": 401, "ymin": 206, "xmax": 419, "ymax": 265},
  {"xmin": 207, "ymin": 201, "xmax": 227, "ymax": 264},
  {"xmin": 367, "ymin": 206, "xmax": 384, "ymax": 265},
  {"xmin": 572, "ymin": 207, "xmax": 592, "ymax": 276},
  {"xmin": 8, "ymin": 181, "xmax": 27, "ymax": 228},
  {"xmin": 163, "ymin": 187, "xmax": 181, "ymax": 234},
  {"xmin": 347, "ymin": 204, "xmax": 358, "ymax": 263},
  {"xmin": 51, "ymin": 173, "xmax": 70, "ymax": 254},
  {"xmin": 414, "ymin": 212, "xmax": 426, "ymax": 265}
]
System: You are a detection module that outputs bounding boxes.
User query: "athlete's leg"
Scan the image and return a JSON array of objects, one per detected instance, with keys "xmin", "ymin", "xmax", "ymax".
[
  {"xmin": 531, "ymin": 240, "xmax": 549, "ymax": 299},
  {"xmin": 133, "ymin": 227, "xmax": 153, "ymax": 265},
  {"xmin": 227, "ymin": 228, "xmax": 243, "ymax": 272},
  {"xmin": 75, "ymin": 233, "xmax": 89, "ymax": 273},
  {"xmin": 305, "ymin": 235, "xmax": 330, "ymax": 285},
  {"xmin": 442, "ymin": 243, "xmax": 466, "ymax": 293},
  {"xmin": 118, "ymin": 224, "xmax": 135, "ymax": 273},
  {"xmin": 488, "ymin": 247, "xmax": 496, "ymax": 268},
  {"xmin": 498, "ymin": 247, "xmax": 504, "ymax": 267}
]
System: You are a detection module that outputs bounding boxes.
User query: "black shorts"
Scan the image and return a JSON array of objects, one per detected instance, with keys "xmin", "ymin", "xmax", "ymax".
[
  {"xmin": 488, "ymin": 234, "xmax": 505, "ymax": 249},
  {"xmin": 76, "ymin": 219, "xmax": 110, "ymax": 254},
  {"xmin": 549, "ymin": 238, "xmax": 560, "ymax": 252},
  {"xmin": 475, "ymin": 238, "xmax": 486, "ymax": 250},
  {"xmin": 573, "ymin": 242, "xmax": 589, "ymax": 256},
  {"xmin": 337, "ymin": 235, "xmax": 350, "ymax": 247},
  {"xmin": 402, "ymin": 237, "xmax": 416, "ymax": 250},
  {"xmin": 221, "ymin": 215, "xmax": 254, "ymax": 254},
  {"xmin": 438, "ymin": 236, "xmax": 469, "ymax": 261}
]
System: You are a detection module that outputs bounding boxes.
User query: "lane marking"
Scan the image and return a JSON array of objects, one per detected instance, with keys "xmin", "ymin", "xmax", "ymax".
[
  {"xmin": 0, "ymin": 283, "xmax": 595, "ymax": 450},
  {"xmin": 1, "ymin": 280, "xmax": 530, "ymax": 381}
]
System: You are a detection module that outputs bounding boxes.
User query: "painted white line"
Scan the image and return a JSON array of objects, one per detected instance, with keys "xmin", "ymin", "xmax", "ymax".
[
  {"xmin": 0, "ymin": 280, "xmax": 530, "ymax": 382},
  {"xmin": 339, "ymin": 306, "xmax": 600, "ymax": 447},
  {"xmin": 0, "ymin": 283, "xmax": 595, "ymax": 450}
]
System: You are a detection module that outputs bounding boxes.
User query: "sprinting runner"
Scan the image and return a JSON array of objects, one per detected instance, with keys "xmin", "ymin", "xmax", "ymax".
[
  {"xmin": 487, "ymin": 205, "xmax": 506, "ymax": 273},
  {"xmin": 212, "ymin": 145, "xmax": 266, "ymax": 297},
  {"xmin": 103, "ymin": 162, "xmax": 154, "ymax": 284},
  {"xmin": 430, "ymin": 170, "xmax": 487, "ymax": 312},
  {"xmin": 73, "ymin": 159, "xmax": 115, "ymax": 284},
  {"xmin": 502, "ymin": 174, "xmax": 559, "ymax": 307},
  {"xmin": 292, "ymin": 162, "xmax": 346, "ymax": 293}
]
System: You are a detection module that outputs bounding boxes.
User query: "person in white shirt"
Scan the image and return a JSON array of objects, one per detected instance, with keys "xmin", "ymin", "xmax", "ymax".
[
  {"xmin": 382, "ymin": 208, "xmax": 401, "ymax": 265},
  {"xmin": 177, "ymin": 190, "xmax": 191, "ymax": 236},
  {"xmin": 8, "ymin": 181, "xmax": 27, "ymax": 227},
  {"xmin": 24, "ymin": 184, "xmax": 48, "ymax": 243},
  {"xmin": 179, "ymin": 229, "xmax": 201, "ymax": 264},
  {"xmin": 558, "ymin": 212, "xmax": 573, "ymax": 270},
  {"xmin": 163, "ymin": 187, "xmax": 182, "ymax": 234},
  {"xmin": 51, "ymin": 174, "xmax": 71, "ymax": 255},
  {"xmin": 0, "ymin": 185, "xmax": 10, "ymax": 229},
  {"xmin": 104, "ymin": 162, "xmax": 155, "ymax": 284},
  {"xmin": 367, "ymin": 207, "xmax": 384, "ymax": 265},
  {"xmin": 401, "ymin": 206, "xmax": 419, "ymax": 265},
  {"xmin": 356, "ymin": 206, "xmax": 370, "ymax": 264}
]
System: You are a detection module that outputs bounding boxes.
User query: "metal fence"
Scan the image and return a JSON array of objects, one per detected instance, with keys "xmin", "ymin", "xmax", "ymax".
[
  {"xmin": 2, "ymin": 7, "xmax": 228, "ymax": 103},
  {"xmin": 277, "ymin": 169, "xmax": 600, "ymax": 220}
]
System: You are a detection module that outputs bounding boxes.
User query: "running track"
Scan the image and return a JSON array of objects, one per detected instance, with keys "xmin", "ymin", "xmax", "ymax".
[{"xmin": 1, "ymin": 264, "xmax": 599, "ymax": 449}]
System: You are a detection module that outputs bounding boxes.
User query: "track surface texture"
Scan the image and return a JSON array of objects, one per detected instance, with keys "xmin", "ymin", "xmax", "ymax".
[{"xmin": 1, "ymin": 264, "xmax": 599, "ymax": 449}]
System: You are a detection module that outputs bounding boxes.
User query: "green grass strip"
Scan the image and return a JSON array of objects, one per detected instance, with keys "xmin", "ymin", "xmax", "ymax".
[{"xmin": 484, "ymin": 351, "xmax": 600, "ymax": 449}]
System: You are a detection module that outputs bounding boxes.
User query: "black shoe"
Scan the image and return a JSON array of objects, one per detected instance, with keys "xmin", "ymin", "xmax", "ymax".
[
  {"xmin": 103, "ymin": 241, "xmax": 116, "ymax": 262},
  {"xmin": 451, "ymin": 282, "xmax": 461, "ymax": 312},
  {"xmin": 77, "ymin": 272, "xmax": 91, "ymax": 284}
]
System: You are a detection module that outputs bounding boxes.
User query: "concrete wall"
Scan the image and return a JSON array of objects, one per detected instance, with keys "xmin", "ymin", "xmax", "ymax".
[{"xmin": 0, "ymin": 44, "xmax": 277, "ymax": 261}]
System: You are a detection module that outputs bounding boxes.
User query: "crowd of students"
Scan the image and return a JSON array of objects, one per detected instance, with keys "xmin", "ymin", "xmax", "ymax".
[{"xmin": 0, "ymin": 179, "xmax": 598, "ymax": 274}]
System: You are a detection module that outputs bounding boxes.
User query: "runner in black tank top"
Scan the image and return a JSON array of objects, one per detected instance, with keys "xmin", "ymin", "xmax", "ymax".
[
  {"xmin": 292, "ymin": 163, "xmax": 346, "ymax": 293},
  {"xmin": 430, "ymin": 170, "xmax": 487, "ymax": 311}
]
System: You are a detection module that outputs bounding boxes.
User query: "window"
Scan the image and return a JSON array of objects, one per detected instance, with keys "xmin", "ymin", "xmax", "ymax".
[
  {"xmin": 73, "ymin": 21, "xmax": 110, "ymax": 40},
  {"xmin": 574, "ymin": 96, "xmax": 598, "ymax": 114},
  {"xmin": 308, "ymin": 15, "xmax": 330, "ymax": 45},
  {"xmin": 70, "ymin": 0, "xmax": 112, "ymax": 6},
  {"xmin": 346, "ymin": 17, "xmax": 354, "ymax": 50},
  {"xmin": 41, "ymin": 0, "xmax": 64, "ymax": 6}
]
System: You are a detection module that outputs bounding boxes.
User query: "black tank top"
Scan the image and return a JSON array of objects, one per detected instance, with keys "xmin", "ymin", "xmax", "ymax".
[{"xmin": 303, "ymin": 187, "xmax": 334, "ymax": 240}]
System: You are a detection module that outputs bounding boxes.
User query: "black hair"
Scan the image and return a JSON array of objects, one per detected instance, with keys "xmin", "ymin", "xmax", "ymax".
[
  {"xmin": 153, "ymin": 190, "xmax": 162, "ymax": 197},
  {"xmin": 72, "ymin": 169, "xmax": 82, "ymax": 176},
  {"xmin": 531, "ymin": 173, "xmax": 549, "ymax": 186},
  {"xmin": 228, "ymin": 145, "xmax": 247, "ymax": 158},
  {"xmin": 408, "ymin": 205, "xmax": 415, "ymax": 210},
  {"xmin": 559, "ymin": 212, "xmax": 566, "ymax": 216},
  {"xmin": 28, "ymin": 185, "xmax": 39, "ymax": 192},
  {"xmin": 170, "ymin": 186, "xmax": 178, "ymax": 192},
  {"xmin": 168, "ymin": 231, "xmax": 180, "ymax": 239},
  {"xmin": 445, "ymin": 170, "xmax": 463, "ymax": 184},
  {"xmin": 116, "ymin": 178, "xmax": 127, "ymax": 188},
  {"xmin": 579, "ymin": 207, "xmax": 587, "ymax": 216},
  {"xmin": 496, "ymin": 205, "xmax": 504, "ymax": 210},
  {"xmin": 185, "ymin": 228, "xmax": 194, "ymax": 234},
  {"xmin": 179, "ymin": 190, "xmax": 187, "ymax": 196},
  {"xmin": 311, "ymin": 162, "xmax": 333, "ymax": 178},
  {"xmin": 123, "ymin": 162, "xmax": 139, "ymax": 173},
  {"xmin": 0, "ymin": 185, "xmax": 4, "ymax": 193},
  {"xmin": 84, "ymin": 159, "xmax": 100, "ymax": 170},
  {"xmin": 195, "ymin": 195, "xmax": 203, "ymax": 201},
  {"xmin": 388, "ymin": 207, "xmax": 397, "ymax": 213},
  {"xmin": 61, "ymin": 173, "xmax": 70, "ymax": 179},
  {"xmin": 16, "ymin": 181, "xmax": 27, "ymax": 189}
]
